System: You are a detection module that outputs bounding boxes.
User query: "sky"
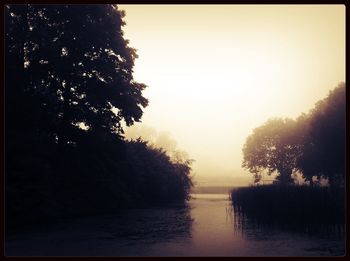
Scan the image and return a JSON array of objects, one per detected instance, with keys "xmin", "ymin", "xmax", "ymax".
[{"xmin": 119, "ymin": 5, "xmax": 345, "ymax": 186}]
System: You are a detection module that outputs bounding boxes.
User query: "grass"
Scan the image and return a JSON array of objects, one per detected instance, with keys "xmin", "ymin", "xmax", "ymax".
[{"xmin": 231, "ymin": 185, "xmax": 345, "ymax": 233}]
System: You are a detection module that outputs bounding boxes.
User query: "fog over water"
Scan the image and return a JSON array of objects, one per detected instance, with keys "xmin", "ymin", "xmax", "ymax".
[
  {"xmin": 120, "ymin": 5, "xmax": 345, "ymax": 185},
  {"xmin": 5, "ymin": 5, "xmax": 345, "ymax": 258}
]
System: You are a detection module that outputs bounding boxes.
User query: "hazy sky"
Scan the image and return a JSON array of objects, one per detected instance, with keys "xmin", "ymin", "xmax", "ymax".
[{"xmin": 119, "ymin": 5, "xmax": 345, "ymax": 185}]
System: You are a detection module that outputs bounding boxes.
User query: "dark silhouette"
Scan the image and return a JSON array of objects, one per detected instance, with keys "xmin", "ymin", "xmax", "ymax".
[
  {"xmin": 231, "ymin": 185, "xmax": 345, "ymax": 233},
  {"xmin": 242, "ymin": 118, "xmax": 302, "ymax": 185},
  {"xmin": 296, "ymin": 83, "xmax": 345, "ymax": 187},
  {"xmin": 123, "ymin": 138, "xmax": 193, "ymax": 206},
  {"xmin": 5, "ymin": 4, "xmax": 148, "ymax": 145},
  {"xmin": 5, "ymin": 4, "xmax": 193, "ymax": 229},
  {"xmin": 235, "ymin": 83, "xmax": 346, "ymax": 240},
  {"xmin": 242, "ymin": 83, "xmax": 345, "ymax": 187}
]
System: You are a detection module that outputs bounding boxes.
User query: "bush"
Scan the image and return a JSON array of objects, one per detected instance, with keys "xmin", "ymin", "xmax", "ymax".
[{"xmin": 5, "ymin": 134, "xmax": 193, "ymax": 229}]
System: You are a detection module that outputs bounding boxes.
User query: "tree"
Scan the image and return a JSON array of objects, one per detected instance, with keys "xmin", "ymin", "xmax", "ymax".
[
  {"xmin": 5, "ymin": 4, "xmax": 148, "ymax": 146},
  {"xmin": 5, "ymin": 4, "xmax": 149, "ymax": 225},
  {"xmin": 125, "ymin": 139, "xmax": 193, "ymax": 205},
  {"xmin": 5, "ymin": 5, "xmax": 194, "ymax": 227},
  {"xmin": 242, "ymin": 118, "xmax": 303, "ymax": 185},
  {"xmin": 296, "ymin": 83, "xmax": 345, "ymax": 187}
]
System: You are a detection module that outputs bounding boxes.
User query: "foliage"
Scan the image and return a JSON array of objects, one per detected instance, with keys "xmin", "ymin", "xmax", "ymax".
[
  {"xmin": 125, "ymin": 139, "xmax": 193, "ymax": 205},
  {"xmin": 6, "ymin": 134, "xmax": 194, "ymax": 229},
  {"xmin": 5, "ymin": 5, "xmax": 193, "ymax": 229},
  {"xmin": 296, "ymin": 83, "xmax": 345, "ymax": 187},
  {"xmin": 5, "ymin": 4, "xmax": 148, "ymax": 146},
  {"xmin": 242, "ymin": 118, "xmax": 303, "ymax": 185},
  {"xmin": 242, "ymin": 83, "xmax": 345, "ymax": 187}
]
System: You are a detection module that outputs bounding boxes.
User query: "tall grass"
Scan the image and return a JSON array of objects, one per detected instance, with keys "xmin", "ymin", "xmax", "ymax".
[{"xmin": 231, "ymin": 185, "xmax": 345, "ymax": 233}]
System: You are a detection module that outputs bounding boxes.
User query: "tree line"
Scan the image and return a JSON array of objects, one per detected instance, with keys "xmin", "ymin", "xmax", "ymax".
[
  {"xmin": 5, "ymin": 4, "xmax": 193, "ymax": 228},
  {"xmin": 242, "ymin": 83, "xmax": 345, "ymax": 187}
]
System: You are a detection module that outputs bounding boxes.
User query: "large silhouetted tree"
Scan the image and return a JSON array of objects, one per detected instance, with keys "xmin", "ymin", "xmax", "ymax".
[
  {"xmin": 242, "ymin": 118, "xmax": 303, "ymax": 185},
  {"xmin": 5, "ymin": 5, "xmax": 194, "ymax": 228},
  {"xmin": 296, "ymin": 83, "xmax": 345, "ymax": 187},
  {"xmin": 5, "ymin": 4, "xmax": 148, "ymax": 146}
]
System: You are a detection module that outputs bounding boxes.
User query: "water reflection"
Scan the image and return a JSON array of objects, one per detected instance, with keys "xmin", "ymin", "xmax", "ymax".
[
  {"xmin": 232, "ymin": 204, "xmax": 345, "ymax": 238},
  {"xmin": 5, "ymin": 205, "xmax": 193, "ymax": 256},
  {"xmin": 101, "ymin": 206, "xmax": 193, "ymax": 244},
  {"xmin": 5, "ymin": 194, "xmax": 346, "ymax": 256}
]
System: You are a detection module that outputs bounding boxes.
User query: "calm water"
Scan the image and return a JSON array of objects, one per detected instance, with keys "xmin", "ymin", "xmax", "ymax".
[{"xmin": 6, "ymin": 193, "xmax": 345, "ymax": 256}]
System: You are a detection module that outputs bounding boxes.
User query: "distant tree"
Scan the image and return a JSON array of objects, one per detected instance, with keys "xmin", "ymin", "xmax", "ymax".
[
  {"xmin": 5, "ymin": 4, "xmax": 148, "ymax": 146},
  {"xmin": 296, "ymin": 83, "xmax": 345, "ymax": 187},
  {"xmin": 242, "ymin": 118, "xmax": 303, "ymax": 185}
]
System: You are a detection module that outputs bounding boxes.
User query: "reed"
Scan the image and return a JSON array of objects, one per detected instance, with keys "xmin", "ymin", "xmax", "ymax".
[{"xmin": 231, "ymin": 185, "xmax": 345, "ymax": 230}]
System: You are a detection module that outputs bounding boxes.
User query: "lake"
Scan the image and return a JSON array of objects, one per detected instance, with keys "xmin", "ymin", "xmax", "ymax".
[{"xmin": 6, "ymin": 193, "xmax": 345, "ymax": 256}]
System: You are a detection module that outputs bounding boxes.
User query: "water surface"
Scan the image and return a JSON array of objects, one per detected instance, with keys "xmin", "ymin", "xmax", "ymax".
[{"xmin": 6, "ymin": 193, "xmax": 345, "ymax": 256}]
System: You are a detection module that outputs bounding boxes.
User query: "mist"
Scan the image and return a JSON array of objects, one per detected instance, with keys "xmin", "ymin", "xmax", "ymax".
[
  {"xmin": 5, "ymin": 4, "xmax": 345, "ymax": 257},
  {"xmin": 124, "ymin": 124, "xmax": 252, "ymax": 186},
  {"xmin": 120, "ymin": 4, "xmax": 345, "ymax": 187}
]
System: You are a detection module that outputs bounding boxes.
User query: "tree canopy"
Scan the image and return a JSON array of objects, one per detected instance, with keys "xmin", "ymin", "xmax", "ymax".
[
  {"xmin": 5, "ymin": 5, "xmax": 193, "ymax": 228},
  {"xmin": 5, "ymin": 4, "xmax": 148, "ymax": 146},
  {"xmin": 242, "ymin": 118, "xmax": 302, "ymax": 185},
  {"xmin": 296, "ymin": 83, "xmax": 345, "ymax": 187},
  {"xmin": 242, "ymin": 82, "xmax": 345, "ymax": 187}
]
